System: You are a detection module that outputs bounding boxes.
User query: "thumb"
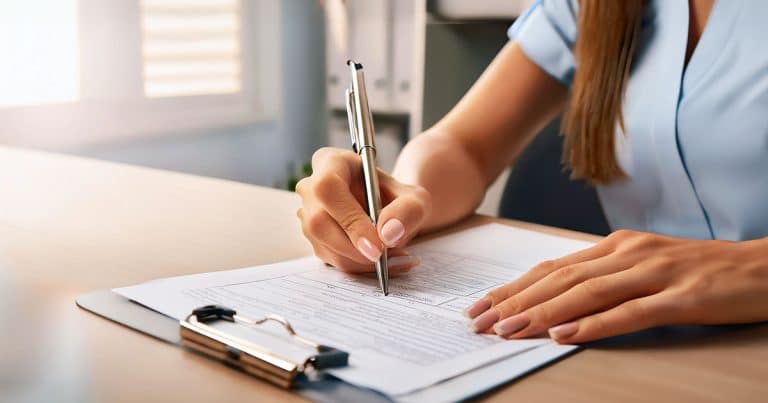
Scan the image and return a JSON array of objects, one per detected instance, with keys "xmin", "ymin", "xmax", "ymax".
[{"xmin": 377, "ymin": 187, "xmax": 430, "ymax": 248}]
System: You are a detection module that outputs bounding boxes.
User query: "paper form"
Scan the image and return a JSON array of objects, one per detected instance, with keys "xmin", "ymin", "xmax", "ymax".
[{"xmin": 115, "ymin": 224, "xmax": 593, "ymax": 397}]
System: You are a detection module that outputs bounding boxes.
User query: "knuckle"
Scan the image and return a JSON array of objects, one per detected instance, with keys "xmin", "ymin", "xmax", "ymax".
[
  {"xmin": 494, "ymin": 298, "xmax": 522, "ymax": 317},
  {"xmin": 608, "ymin": 229, "xmax": 634, "ymax": 241},
  {"xmin": 641, "ymin": 255, "xmax": 676, "ymax": 273},
  {"xmin": 623, "ymin": 233, "xmax": 664, "ymax": 251},
  {"xmin": 485, "ymin": 288, "xmax": 503, "ymax": 302},
  {"xmin": 530, "ymin": 305, "xmax": 555, "ymax": 326},
  {"xmin": 549, "ymin": 265, "xmax": 583, "ymax": 285},
  {"xmin": 587, "ymin": 313, "xmax": 608, "ymax": 335},
  {"xmin": 607, "ymin": 229, "xmax": 642, "ymax": 247},
  {"xmin": 314, "ymin": 174, "xmax": 346, "ymax": 204},
  {"xmin": 305, "ymin": 212, "xmax": 328, "ymax": 238},
  {"xmin": 622, "ymin": 300, "xmax": 649, "ymax": 320},
  {"xmin": 622, "ymin": 300, "xmax": 660, "ymax": 325},
  {"xmin": 311, "ymin": 147, "xmax": 336, "ymax": 166},
  {"xmin": 636, "ymin": 233, "xmax": 662, "ymax": 247},
  {"xmin": 486, "ymin": 285, "xmax": 513, "ymax": 305},
  {"xmin": 312, "ymin": 148, "xmax": 358, "ymax": 170},
  {"xmin": 531, "ymin": 260, "xmax": 558, "ymax": 276},
  {"xmin": 580, "ymin": 277, "xmax": 610, "ymax": 299},
  {"xmin": 338, "ymin": 212, "xmax": 372, "ymax": 235}
]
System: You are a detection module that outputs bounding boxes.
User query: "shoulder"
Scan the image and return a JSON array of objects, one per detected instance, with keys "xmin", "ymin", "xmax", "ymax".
[
  {"xmin": 508, "ymin": 0, "xmax": 579, "ymax": 41},
  {"xmin": 508, "ymin": 0, "xmax": 580, "ymax": 85}
]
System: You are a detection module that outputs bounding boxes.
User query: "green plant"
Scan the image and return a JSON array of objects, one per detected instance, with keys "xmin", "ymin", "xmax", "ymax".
[{"xmin": 286, "ymin": 161, "xmax": 313, "ymax": 192}]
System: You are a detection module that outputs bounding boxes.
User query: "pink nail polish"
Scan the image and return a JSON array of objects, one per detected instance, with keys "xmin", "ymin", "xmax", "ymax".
[
  {"xmin": 549, "ymin": 322, "xmax": 578, "ymax": 340},
  {"xmin": 471, "ymin": 309, "xmax": 499, "ymax": 332},
  {"xmin": 493, "ymin": 314, "xmax": 530, "ymax": 336},
  {"xmin": 380, "ymin": 219, "xmax": 405, "ymax": 247},
  {"xmin": 356, "ymin": 238, "xmax": 382, "ymax": 262},
  {"xmin": 464, "ymin": 297, "xmax": 492, "ymax": 319}
]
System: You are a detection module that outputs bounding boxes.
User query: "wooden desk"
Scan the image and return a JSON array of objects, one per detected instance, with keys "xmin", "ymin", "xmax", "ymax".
[{"xmin": 0, "ymin": 146, "xmax": 765, "ymax": 402}]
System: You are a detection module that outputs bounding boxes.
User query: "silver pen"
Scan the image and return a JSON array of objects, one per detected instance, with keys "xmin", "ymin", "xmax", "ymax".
[{"xmin": 345, "ymin": 60, "xmax": 389, "ymax": 296}]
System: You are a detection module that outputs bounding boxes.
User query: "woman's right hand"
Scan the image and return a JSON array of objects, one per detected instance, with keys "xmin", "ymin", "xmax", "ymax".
[{"xmin": 296, "ymin": 147, "xmax": 432, "ymax": 274}]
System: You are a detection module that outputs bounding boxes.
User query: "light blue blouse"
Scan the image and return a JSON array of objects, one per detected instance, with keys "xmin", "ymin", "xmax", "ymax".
[{"xmin": 510, "ymin": 0, "xmax": 768, "ymax": 241}]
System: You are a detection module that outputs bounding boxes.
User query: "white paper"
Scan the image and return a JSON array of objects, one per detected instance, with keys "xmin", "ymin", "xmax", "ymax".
[{"xmin": 115, "ymin": 223, "xmax": 592, "ymax": 397}]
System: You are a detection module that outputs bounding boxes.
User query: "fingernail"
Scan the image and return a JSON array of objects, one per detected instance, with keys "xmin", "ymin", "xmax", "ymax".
[
  {"xmin": 389, "ymin": 255, "xmax": 421, "ymax": 269},
  {"xmin": 493, "ymin": 314, "xmax": 530, "ymax": 336},
  {"xmin": 356, "ymin": 238, "xmax": 382, "ymax": 262},
  {"xmin": 471, "ymin": 309, "xmax": 499, "ymax": 332},
  {"xmin": 380, "ymin": 219, "xmax": 405, "ymax": 247},
  {"xmin": 549, "ymin": 322, "xmax": 578, "ymax": 340},
  {"xmin": 464, "ymin": 297, "xmax": 491, "ymax": 319}
]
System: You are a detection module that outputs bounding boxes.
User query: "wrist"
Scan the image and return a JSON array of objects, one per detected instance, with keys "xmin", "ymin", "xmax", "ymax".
[{"xmin": 733, "ymin": 236, "xmax": 768, "ymax": 264}]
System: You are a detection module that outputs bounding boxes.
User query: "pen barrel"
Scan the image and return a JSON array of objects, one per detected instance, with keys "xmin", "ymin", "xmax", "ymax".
[
  {"xmin": 359, "ymin": 146, "xmax": 389, "ymax": 294},
  {"xmin": 350, "ymin": 68, "xmax": 376, "ymax": 149},
  {"xmin": 359, "ymin": 146, "xmax": 381, "ymax": 224},
  {"xmin": 348, "ymin": 60, "xmax": 388, "ymax": 295}
]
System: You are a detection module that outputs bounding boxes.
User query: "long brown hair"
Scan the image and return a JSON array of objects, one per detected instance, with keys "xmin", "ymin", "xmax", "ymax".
[{"xmin": 561, "ymin": 0, "xmax": 645, "ymax": 184}]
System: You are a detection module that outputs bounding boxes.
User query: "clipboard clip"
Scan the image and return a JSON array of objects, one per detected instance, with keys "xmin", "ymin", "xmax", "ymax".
[{"xmin": 180, "ymin": 305, "xmax": 349, "ymax": 389}]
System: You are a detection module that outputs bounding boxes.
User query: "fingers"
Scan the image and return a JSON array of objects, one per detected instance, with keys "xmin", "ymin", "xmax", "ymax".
[
  {"xmin": 308, "ymin": 228, "xmax": 419, "ymax": 274},
  {"xmin": 298, "ymin": 208, "xmax": 372, "ymax": 265},
  {"xmin": 492, "ymin": 255, "xmax": 629, "ymax": 320},
  {"xmin": 466, "ymin": 242, "xmax": 613, "ymax": 318},
  {"xmin": 309, "ymin": 147, "xmax": 359, "ymax": 182},
  {"xmin": 377, "ymin": 183, "xmax": 431, "ymax": 248},
  {"xmin": 298, "ymin": 147, "xmax": 432, "ymax": 275},
  {"xmin": 297, "ymin": 150, "xmax": 384, "ymax": 263},
  {"xmin": 313, "ymin": 173, "xmax": 384, "ymax": 262},
  {"xmin": 488, "ymin": 266, "xmax": 662, "ymax": 338},
  {"xmin": 548, "ymin": 294, "xmax": 676, "ymax": 344}
]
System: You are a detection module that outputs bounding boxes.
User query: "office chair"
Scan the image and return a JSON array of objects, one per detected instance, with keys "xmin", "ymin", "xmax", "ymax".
[{"xmin": 498, "ymin": 118, "xmax": 611, "ymax": 236}]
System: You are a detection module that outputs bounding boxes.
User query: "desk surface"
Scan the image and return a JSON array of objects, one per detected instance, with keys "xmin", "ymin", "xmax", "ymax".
[{"xmin": 0, "ymin": 146, "xmax": 766, "ymax": 403}]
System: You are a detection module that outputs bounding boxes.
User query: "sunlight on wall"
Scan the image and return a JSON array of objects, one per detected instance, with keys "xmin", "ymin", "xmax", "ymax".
[
  {"xmin": 0, "ymin": 0, "xmax": 79, "ymax": 108},
  {"xmin": 141, "ymin": 0, "xmax": 242, "ymax": 97}
]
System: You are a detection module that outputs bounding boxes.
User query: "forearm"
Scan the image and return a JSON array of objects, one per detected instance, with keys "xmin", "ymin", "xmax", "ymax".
[
  {"xmin": 392, "ymin": 42, "xmax": 569, "ymax": 232},
  {"xmin": 392, "ymin": 129, "xmax": 488, "ymax": 231}
]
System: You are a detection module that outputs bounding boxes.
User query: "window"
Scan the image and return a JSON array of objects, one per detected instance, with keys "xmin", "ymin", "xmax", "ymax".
[
  {"xmin": 0, "ymin": 0, "xmax": 280, "ymax": 150},
  {"xmin": 140, "ymin": 0, "xmax": 242, "ymax": 97},
  {"xmin": 0, "ymin": 0, "xmax": 79, "ymax": 107}
]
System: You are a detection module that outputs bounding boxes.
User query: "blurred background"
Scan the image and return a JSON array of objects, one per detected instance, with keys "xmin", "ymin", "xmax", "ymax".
[{"xmin": 0, "ymin": 0, "xmax": 533, "ymax": 215}]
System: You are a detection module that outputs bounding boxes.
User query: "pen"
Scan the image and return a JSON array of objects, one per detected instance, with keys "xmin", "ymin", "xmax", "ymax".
[{"xmin": 345, "ymin": 60, "xmax": 389, "ymax": 296}]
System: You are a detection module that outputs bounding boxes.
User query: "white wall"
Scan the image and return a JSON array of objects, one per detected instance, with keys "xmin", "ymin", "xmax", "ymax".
[{"xmin": 70, "ymin": 1, "xmax": 327, "ymax": 190}]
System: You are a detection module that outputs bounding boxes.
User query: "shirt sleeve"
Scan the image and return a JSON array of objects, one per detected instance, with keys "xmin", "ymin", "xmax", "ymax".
[{"xmin": 508, "ymin": 0, "xmax": 579, "ymax": 85}]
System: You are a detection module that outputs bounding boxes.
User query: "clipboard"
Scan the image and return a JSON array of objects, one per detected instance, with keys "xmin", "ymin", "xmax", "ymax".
[
  {"xmin": 76, "ymin": 289, "xmax": 392, "ymax": 403},
  {"xmin": 76, "ymin": 289, "xmax": 581, "ymax": 402},
  {"xmin": 179, "ymin": 305, "xmax": 349, "ymax": 389}
]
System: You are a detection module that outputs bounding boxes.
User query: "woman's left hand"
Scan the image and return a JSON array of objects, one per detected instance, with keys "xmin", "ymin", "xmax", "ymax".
[{"xmin": 465, "ymin": 229, "xmax": 768, "ymax": 344}]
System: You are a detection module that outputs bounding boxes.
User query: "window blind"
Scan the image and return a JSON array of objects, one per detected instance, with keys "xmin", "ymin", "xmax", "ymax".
[{"xmin": 140, "ymin": 0, "xmax": 242, "ymax": 98}]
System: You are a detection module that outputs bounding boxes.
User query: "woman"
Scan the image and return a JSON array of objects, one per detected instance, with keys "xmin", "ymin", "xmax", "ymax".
[{"xmin": 296, "ymin": 0, "xmax": 768, "ymax": 344}]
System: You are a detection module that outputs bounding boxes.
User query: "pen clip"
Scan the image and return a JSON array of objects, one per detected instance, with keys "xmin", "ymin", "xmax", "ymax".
[{"xmin": 345, "ymin": 88, "xmax": 359, "ymax": 154}]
